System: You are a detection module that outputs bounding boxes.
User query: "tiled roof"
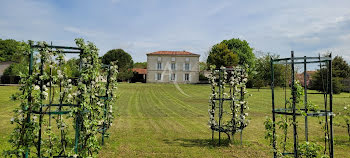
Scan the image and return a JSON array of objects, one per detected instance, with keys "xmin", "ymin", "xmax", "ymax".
[
  {"xmin": 132, "ymin": 68, "xmax": 147, "ymax": 75},
  {"xmin": 147, "ymin": 51, "xmax": 200, "ymax": 56}
]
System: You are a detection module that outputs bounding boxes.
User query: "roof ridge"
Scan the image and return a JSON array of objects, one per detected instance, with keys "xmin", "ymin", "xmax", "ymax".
[{"xmin": 147, "ymin": 50, "xmax": 200, "ymax": 56}]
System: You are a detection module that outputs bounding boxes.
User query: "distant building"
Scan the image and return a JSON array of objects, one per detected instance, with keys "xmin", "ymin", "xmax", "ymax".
[
  {"xmin": 146, "ymin": 51, "xmax": 200, "ymax": 83},
  {"xmin": 296, "ymin": 71, "xmax": 316, "ymax": 87},
  {"xmin": 131, "ymin": 68, "xmax": 147, "ymax": 83}
]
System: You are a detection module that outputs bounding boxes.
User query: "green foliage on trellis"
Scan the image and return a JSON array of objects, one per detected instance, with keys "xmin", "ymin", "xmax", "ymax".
[
  {"xmin": 4, "ymin": 39, "xmax": 118, "ymax": 157},
  {"xmin": 208, "ymin": 65, "xmax": 250, "ymax": 140}
]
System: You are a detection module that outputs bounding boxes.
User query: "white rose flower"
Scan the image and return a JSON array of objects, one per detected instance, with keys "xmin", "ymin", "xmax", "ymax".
[
  {"xmin": 43, "ymin": 85, "xmax": 48, "ymax": 91},
  {"xmin": 43, "ymin": 91, "xmax": 48, "ymax": 99},
  {"xmin": 10, "ymin": 117, "xmax": 15, "ymax": 122},
  {"xmin": 34, "ymin": 85, "xmax": 40, "ymax": 90}
]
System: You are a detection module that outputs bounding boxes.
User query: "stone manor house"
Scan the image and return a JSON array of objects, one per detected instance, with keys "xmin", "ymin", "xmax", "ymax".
[{"xmin": 146, "ymin": 51, "xmax": 200, "ymax": 83}]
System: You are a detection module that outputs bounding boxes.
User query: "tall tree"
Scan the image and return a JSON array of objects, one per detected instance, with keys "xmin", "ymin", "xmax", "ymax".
[
  {"xmin": 207, "ymin": 43, "xmax": 239, "ymax": 68},
  {"xmin": 102, "ymin": 49, "xmax": 134, "ymax": 81},
  {"xmin": 221, "ymin": 38, "xmax": 255, "ymax": 68},
  {"xmin": 207, "ymin": 38, "xmax": 255, "ymax": 71},
  {"xmin": 253, "ymin": 52, "xmax": 291, "ymax": 87},
  {"xmin": 332, "ymin": 55, "xmax": 350, "ymax": 78},
  {"xmin": 310, "ymin": 55, "xmax": 350, "ymax": 94},
  {"xmin": 0, "ymin": 39, "xmax": 27, "ymax": 62}
]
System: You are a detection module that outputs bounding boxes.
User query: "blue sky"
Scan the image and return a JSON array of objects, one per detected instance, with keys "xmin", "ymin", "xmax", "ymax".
[{"xmin": 1, "ymin": 0, "xmax": 350, "ymax": 63}]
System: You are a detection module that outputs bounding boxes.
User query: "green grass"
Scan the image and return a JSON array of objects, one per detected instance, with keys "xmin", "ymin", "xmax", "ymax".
[{"xmin": 0, "ymin": 84, "xmax": 349, "ymax": 157}]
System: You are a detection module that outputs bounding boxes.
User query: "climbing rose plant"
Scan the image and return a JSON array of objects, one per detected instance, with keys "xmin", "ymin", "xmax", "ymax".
[
  {"xmin": 208, "ymin": 65, "xmax": 250, "ymax": 141},
  {"xmin": 5, "ymin": 38, "xmax": 118, "ymax": 157}
]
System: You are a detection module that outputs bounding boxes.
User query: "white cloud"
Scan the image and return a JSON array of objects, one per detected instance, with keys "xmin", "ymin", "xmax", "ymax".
[
  {"xmin": 63, "ymin": 27, "xmax": 100, "ymax": 37},
  {"xmin": 1, "ymin": 0, "xmax": 350, "ymax": 63},
  {"xmin": 207, "ymin": 1, "xmax": 231, "ymax": 16}
]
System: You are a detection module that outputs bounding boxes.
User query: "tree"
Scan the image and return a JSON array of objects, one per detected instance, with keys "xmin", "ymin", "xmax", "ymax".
[
  {"xmin": 221, "ymin": 38, "xmax": 255, "ymax": 68},
  {"xmin": 332, "ymin": 55, "xmax": 350, "ymax": 78},
  {"xmin": 133, "ymin": 62, "xmax": 147, "ymax": 69},
  {"xmin": 3, "ymin": 60, "xmax": 28, "ymax": 76},
  {"xmin": 207, "ymin": 43, "xmax": 239, "ymax": 68},
  {"xmin": 199, "ymin": 62, "xmax": 207, "ymax": 71},
  {"xmin": 253, "ymin": 52, "xmax": 291, "ymax": 88},
  {"xmin": 0, "ymin": 39, "xmax": 27, "ymax": 62},
  {"xmin": 63, "ymin": 58, "xmax": 80, "ymax": 78},
  {"xmin": 310, "ymin": 69, "xmax": 344, "ymax": 94},
  {"xmin": 251, "ymin": 71, "xmax": 265, "ymax": 91},
  {"xmin": 102, "ymin": 49, "xmax": 134, "ymax": 81},
  {"xmin": 310, "ymin": 55, "xmax": 350, "ymax": 94}
]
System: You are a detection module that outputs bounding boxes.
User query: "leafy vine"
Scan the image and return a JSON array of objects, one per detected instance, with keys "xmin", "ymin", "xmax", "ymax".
[
  {"xmin": 208, "ymin": 65, "xmax": 250, "ymax": 141},
  {"xmin": 5, "ymin": 39, "xmax": 118, "ymax": 158}
]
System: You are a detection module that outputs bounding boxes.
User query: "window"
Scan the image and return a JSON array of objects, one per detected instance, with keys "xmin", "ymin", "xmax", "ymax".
[
  {"xmin": 185, "ymin": 63, "xmax": 190, "ymax": 71},
  {"xmin": 171, "ymin": 57, "xmax": 176, "ymax": 62},
  {"xmin": 171, "ymin": 63, "xmax": 176, "ymax": 70},
  {"xmin": 158, "ymin": 57, "xmax": 161, "ymax": 61},
  {"xmin": 170, "ymin": 73, "xmax": 176, "ymax": 81},
  {"xmin": 157, "ymin": 73, "xmax": 162, "ymax": 80},
  {"xmin": 184, "ymin": 73, "xmax": 189, "ymax": 81},
  {"xmin": 157, "ymin": 62, "xmax": 162, "ymax": 70}
]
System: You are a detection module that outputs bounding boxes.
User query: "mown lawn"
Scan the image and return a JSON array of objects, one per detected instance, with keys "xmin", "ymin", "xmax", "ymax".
[{"xmin": 0, "ymin": 83, "xmax": 349, "ymax": 157}]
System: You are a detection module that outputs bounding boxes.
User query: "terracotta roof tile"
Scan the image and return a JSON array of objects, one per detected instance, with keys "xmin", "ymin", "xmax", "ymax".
[
  {"xmin": 132, "ymin": 68, "xmax": 147, "ymax": 74},
  {"xmin": 147, "ymin": 51, "xmax": 200, "ymax": 56}
]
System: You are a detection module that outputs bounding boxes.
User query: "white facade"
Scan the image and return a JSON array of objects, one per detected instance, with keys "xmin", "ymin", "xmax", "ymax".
[{"xmin": 146, "ymin": 52, "xmax": 200, "ymax": 83}]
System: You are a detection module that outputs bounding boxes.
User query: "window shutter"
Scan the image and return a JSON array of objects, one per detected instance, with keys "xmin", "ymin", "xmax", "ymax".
[
  {"xmin": 175, "ymin": 73, "xmax": 177, "ymax": 81},
  {"xmin": 155, "ymin": 73, "xmax": 157, "ymax": 80},
  {"xmin": 183, "ymin": 63, "xmax": 185, "ymax": 71},
  {"xmin": 189, "ymin": 74, "xmax": 191, "ymax": 82},
  {"xmin": 155, "ymin": 63, "xmax": 157, "ymax": 70},
  {"xmin": 189, "ymin": 64, "xmax": 191, "ymax": 71},
  {"xmin": 183, "ymin": 74, "xmax": 185, "ymax": 82}
]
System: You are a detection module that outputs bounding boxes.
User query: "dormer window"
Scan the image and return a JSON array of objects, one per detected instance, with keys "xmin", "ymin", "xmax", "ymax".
[
  {"xmin": 171, "ymin": 57, "xmax": 176, "ymax": 62},
  {"xmin": 185, "ymin": 58, "xmax": 189, "ymax": 62}
]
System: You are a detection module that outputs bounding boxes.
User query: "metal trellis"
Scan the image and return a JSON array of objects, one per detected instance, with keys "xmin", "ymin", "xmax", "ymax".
[
  {"xmin": 24, "ymin": 43, "xmax": 113, "ymax": 157},
  {"xmin": 270, "ymin": 51, "xmax": 334, "ymax": 158}
]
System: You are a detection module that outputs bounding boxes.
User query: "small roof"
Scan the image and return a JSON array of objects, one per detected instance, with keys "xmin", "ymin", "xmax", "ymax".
[
  {"xmin": 132, "ymin": 68, "xmax": 147, "ymax": 75},
  {"xmin": 147, "ymin": 51, "xmax": 200, "ymax": 56}
]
